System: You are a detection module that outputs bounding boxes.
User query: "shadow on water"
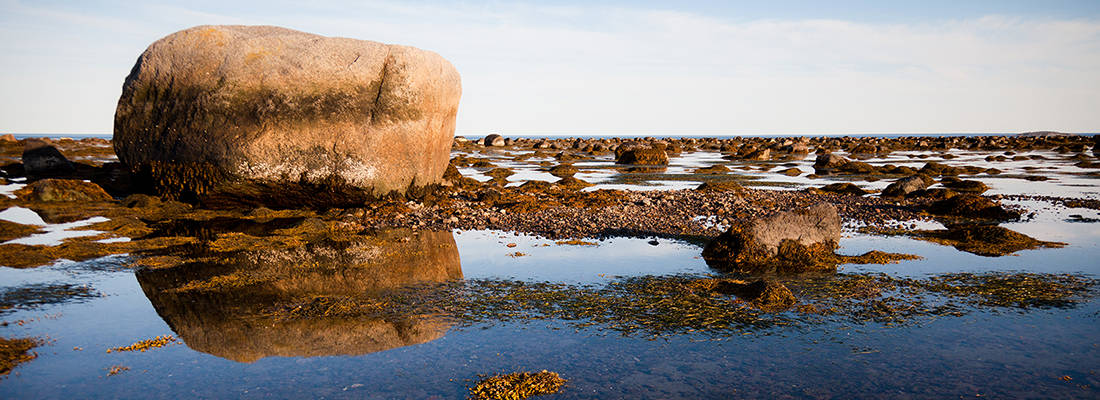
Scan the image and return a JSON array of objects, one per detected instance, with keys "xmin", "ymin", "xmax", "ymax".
[{"xmin": 135, "ymin": 229, "xmax": 462, "ymax": 363}]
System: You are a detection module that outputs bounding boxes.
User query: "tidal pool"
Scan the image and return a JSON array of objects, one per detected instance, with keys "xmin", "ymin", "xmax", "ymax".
[{"xmin": 1, "ymin": 198, "xmax": 1098, "ymax": 399}]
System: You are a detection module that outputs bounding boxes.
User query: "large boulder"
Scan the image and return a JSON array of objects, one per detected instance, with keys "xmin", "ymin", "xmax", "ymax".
[
  {"xmin": 703, "ymin": 203, "xmax": 841, "ymax": 274},
  {"xmin": 114, "ymin": 25, "xmax": 462, "ymax": 207}
]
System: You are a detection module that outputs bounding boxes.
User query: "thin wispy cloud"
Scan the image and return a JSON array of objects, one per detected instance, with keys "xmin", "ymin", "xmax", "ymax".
[{"xmin": 0, "ymin": 0, "xmax": 1097, "ymax": 134}]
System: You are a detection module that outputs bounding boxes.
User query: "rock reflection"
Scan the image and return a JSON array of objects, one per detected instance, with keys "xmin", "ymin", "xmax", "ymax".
[{"xmin": 136, "ymin": 229, "xmax": 461, "ymax": 363}]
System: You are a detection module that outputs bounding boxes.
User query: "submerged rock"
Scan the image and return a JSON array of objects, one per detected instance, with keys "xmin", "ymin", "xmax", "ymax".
[
  {"xmin": 733, "ymin": 279, "xmax": 797, "ymax": 312},
  {"xmin": 920, "ymin": 225, "xmax": 1064, "ymax": 257},
  {"xmin": 15, "ymin": 179, "xmax": 113, "ymax": 202},
  {"xmin": 927, "ymin": 194, "xmax": 1020, "ymax": 220},
  {"xmin": 703, "ymin": 203, "xmax": 841, "ymax": 274},
  {"xmin": 114, "ymin": 25, "xmax": 462, "ymax": 207}
]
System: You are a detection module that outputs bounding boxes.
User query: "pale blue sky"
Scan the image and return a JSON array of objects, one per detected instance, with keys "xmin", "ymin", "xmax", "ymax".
[{"xmin": 1, "ymin": 0, "xmax": 1098, "ymax": 135}]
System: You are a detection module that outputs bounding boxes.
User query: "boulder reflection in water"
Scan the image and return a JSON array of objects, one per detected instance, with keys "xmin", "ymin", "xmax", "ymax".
[{"xmin": 136, "ymin": 229, "xmax": 461, "ymax": 363}]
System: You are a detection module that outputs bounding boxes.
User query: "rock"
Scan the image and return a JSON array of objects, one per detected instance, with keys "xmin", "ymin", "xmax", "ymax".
[
  {"xmin": 939, "ymin": 177, "xmax": 989, "ymax": 193},
  {"xmin": 703, "ymin": 203, "xmax": 841, "ymax": 274},
  {"xmin": 881, "ymin": 174, "xmax": 934, "ymax": 198},
  {"xmin": 734, "ymin": 280, "xmax": 797, "ymax": 312},
  {"xmin": 547, "ymin": 164, "xmax": 579, "ymax": 178},
  {"xmin": 0, "ymin": 134, "xmax": 16, "ymax": 142},
  {"xmin": 485, "ymin": 167, "xmax": 514, "ymax": 182},
  {"xmin": 15, "ymin": 179, "xmax": 113, "ymax": 202},
  {"xmin": 693, "ymin": 165, "xmax": 729, "ymax": 174},
  {"xmin": 812, "ymin": 152, "xmax": 874, "ymax": 175},
  {"xmin": 744, "ymin": 148, "xmax": 771, "ymax": 161},
  {"xmin": 22, "ymin": 140, "xmax": 74, "ymax": 177},
  {"xmin": 615, "ymin": 147, "xmax": 669, "ymax": 165},
  {"xmin": 113, "ymin": 25, "xmax": 461, "ymax": 207},
  {"xmin": 779, "ymin": 167, "xmax": 802, "ymax": 176},
  {"xmin": 920, "ymin": 225, "xmax": 1064, "ymax": 257},
  {"xmin": 555, "ymin": 176, "xmax": 593, "ymax": 190},
  {"xmin": 817, "ymin": 183, "xmax": 868, "ymax": 196},
  {"xmin": 927, "ymin": 194, "xmax": 1020, "ymax": 220},
  {"xmin": 484, "ymin": 134, "xmax": 505, "ymax": 147}
]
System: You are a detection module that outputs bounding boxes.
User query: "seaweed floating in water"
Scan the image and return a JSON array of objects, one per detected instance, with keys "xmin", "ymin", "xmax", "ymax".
[
  {"xmin": 0, "ymin": 283, "xmax": 100, "ymax": 314},
  {"xmin": 106, "ymin": 335, "xmax": 179, "ymax": 353},
  {"xmin": 468, "ymin": 370, "xmax": 566, "ymax": 400},
  {"xmin": 0, "ymin": 336, "xmax": 39, "ymax": 377}
]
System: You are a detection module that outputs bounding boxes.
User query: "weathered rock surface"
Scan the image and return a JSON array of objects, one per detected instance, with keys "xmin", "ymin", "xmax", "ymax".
[
  {"xmin": 114, "ymin": 25, "xmax": 462, "ymax": 207},
  {"xmin": 702, "ymin": 203, "xmax": 841, "ymax": 274}
]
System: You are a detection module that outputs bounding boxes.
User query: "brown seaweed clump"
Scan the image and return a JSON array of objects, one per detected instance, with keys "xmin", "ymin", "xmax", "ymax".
[
  {"xmin": 468, "ymin": 370, "xmax": 566, "ymax": 400},
  {"xmin": 106, "ymin": 335, "xmax": 179, "ymax": 353},
  {"xmin": 0, "ymin": 336, "xmax": 39, "ymax": 377}
]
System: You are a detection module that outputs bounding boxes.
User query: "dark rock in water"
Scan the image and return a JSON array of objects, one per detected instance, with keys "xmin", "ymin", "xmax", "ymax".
[
  {"xmin": 733, "ymin": 280, "xmax": 797, "ymax": 312},
  {"xmin": 136, "ymin": 229, "xmax": 461, "ymax": 363},
  {"xmin": 548, "ymin": 164, "xmax": 579, "ymax": 178},
  {"xmin": 927, "ymin": 194, "xmax": 1020, "ymax": 220},
  {"xmin": 813, "ymin": 152, "xmax": 874, "ymax": 175},
  {"xmin": 483, "ymin": 134, "xmax": 505, "ymax": 147},
  {"xmin": 817, "ymin": 183, "xmax": 868, "ymax": 196},
  {"xmin": 920, "ymin": 225, "xmax": 1064, "ymax": 256},
  {"xmin": 907, "ymin": 188, "xmax": 958, "ymax": 201},
  {"xmin": 15, "ymin": 179, "xmax": 113, "ymax": 202},
  {"xmin": 616, "ymin": 147, "xmax": 669, "ymax": 165},
  {"xmin": 940, "ymin": 177, "xmax": 989, "ymax": 193},
  {"xmin": 113, "ymin": 25, "xmax": 462, "ymax": 207},
  {"xmin": 22, "ymin": 140, "xmax": 74, "ymax": 178},
  {"xmin": 703, "ymin": 203, "xmax": 841, "ymax": 274},
  {"xmin": 881, "ymin": 174, "xmax": 934, "ymax": 198}
]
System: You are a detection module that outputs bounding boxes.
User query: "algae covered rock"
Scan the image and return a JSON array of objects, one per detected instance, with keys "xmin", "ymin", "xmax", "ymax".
[
  {"xmin": 927, "ymin": 194, "xmax": 1020, "ymax": 220},
  {"xmin": 615, "ymin": 143, "xmax": 669, "ymax": 165},
  {"xmin": 881, "ymin": 174, "xmax": 934, "ymax": 198},
  {"xmin": 22, "ymin": 141, "xmax": 74, "ymax": 178},
  {"xmin": 703, "ymin": 203, "xmax": 841, "ymax": 274},
  {"xmin": 114, "ymin": 25, "xmax": 462, "ymax": 207},
  {"xmin": 15, "ymin": 179, "xmax": 113, "ymax": 202}
]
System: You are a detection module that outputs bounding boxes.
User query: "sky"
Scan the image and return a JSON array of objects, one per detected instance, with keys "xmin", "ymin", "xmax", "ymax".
[{"xmin": 0, "ymin": 0, "xmax": 1098, "ymax": 136}]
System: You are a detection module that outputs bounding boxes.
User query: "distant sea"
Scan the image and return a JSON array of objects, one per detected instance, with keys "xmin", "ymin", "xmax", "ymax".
[{"xmin": 9, "ymin": 132, "xmax": 1096, "ymax": 141}]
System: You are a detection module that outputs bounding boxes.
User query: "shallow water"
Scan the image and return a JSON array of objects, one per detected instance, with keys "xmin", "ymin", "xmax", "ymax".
[
  {"xmin": 453, "ymin": 148, "xmax": 1100, "ymax": 197},
  {"xmin": 1, "ymin": 199, "xmax": 1098, "ymax": 399}
]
